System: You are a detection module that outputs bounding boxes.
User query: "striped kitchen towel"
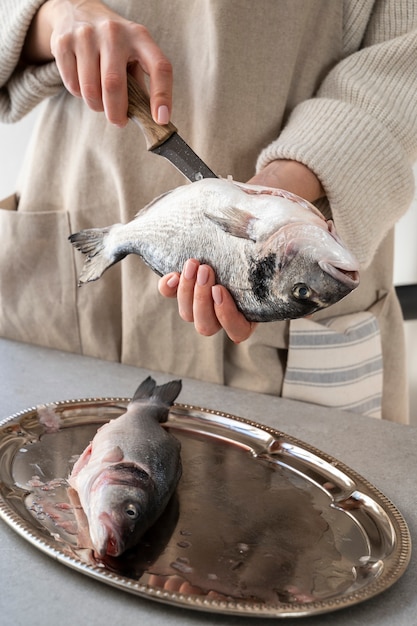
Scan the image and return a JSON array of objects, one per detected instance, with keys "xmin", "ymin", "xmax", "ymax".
[{"xmin": 282, "ymin": 311, "xmax": 383, "ymax": 418}]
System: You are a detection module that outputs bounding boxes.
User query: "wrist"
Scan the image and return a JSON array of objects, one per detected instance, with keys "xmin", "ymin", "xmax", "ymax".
[
  {"xmin": 21, "ymin": 0, "xmax": 58, "ymax": 64},
  {"xmin": 248, "ymin": 160, "xmax": 325, "ymax": 202}
]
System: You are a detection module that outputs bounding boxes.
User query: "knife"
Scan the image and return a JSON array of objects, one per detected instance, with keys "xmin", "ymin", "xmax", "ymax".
[{"xmin": 127, "ymin": 74, "xmax": 217, "ymax": 182}]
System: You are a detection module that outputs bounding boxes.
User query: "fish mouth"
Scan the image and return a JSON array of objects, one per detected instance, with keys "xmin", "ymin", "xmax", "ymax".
[
  {"xmin": 319, "ymin": 260, "xmax": 360, "ymax": 290},
  {"xmin": 95, "ymin": 512, "xmax": 123, "ymax": 557},
  {"xmin": 321, "ymin": 220, "xmax": 360, "ymax": 290}
]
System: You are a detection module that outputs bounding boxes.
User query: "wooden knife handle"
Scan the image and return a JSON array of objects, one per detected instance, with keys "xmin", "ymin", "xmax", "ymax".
[{"xmin": 127, "ymin": 74, "xmax": 177, "ymax": 150}]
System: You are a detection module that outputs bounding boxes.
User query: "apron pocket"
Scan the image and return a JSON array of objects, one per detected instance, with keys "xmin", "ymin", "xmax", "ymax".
[
  {"xmin": 0, "ymin": 196, "xmax": 81, "ymax": 352},
  {"xmin": 282, "ymin": 310, "xmax": 383, "ymax": 418}
]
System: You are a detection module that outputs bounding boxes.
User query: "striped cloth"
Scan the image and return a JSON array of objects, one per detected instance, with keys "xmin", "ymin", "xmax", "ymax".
[{"xmin": 282, "ymin": 312, "xmax": 383, "ymax": 418}]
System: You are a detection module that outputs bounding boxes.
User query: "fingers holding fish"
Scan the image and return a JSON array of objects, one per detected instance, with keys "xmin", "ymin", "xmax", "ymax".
[
  {"xmin": 158, "ymin": 263, "xmax": 220, "ymax": 332},
  {"xmin": 211, "ymin": 285, "xmax": 258, "ymax": 343},
  {"xmin": 178, "ymin": 260, "xmax": 222, "ymax": 334},
  {"xmin": 71, "ymin": 178, "xmax": 360, "ymax": 321},
  {"xmin": 159, "ymin": 260, "xmax": 256, "ymax": 342},
  {"xmin": 177, "ymin": 259, "xmax": 202, "ymax": 324},
  {"xmin": 159, "ymin": 272, "xmax": 180, "ymax": 295},
  {"xmin": 193, "ymin": 264, "xmax": 223, "ymax": 335}
]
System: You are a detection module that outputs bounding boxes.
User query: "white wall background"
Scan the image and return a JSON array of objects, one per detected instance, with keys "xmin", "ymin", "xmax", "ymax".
[
  {"xmin": 394, "ymin": 187, "xmax": 417, "ymax": 285},
  {"xmin": 1, "ymin": 109, "xmax": 417, "ymax": 285},
  {"xmin": 0, "ymin": 108, "xmax": 41, "ymax": 198}
]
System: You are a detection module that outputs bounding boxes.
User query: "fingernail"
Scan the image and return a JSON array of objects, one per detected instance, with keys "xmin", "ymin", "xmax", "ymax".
[
  {"xmin": 197, "ymin": 265, "xmax": 209, "ymax": 286},
  {"xmin": 167, "ymin": 274, "xmax": 179, "ymax": 289},
  {"xmin": 183, "ymin": 259, "xmax": 197, "ymax": 280},
  {"xmin": 157, "ymin": 105, "xmax": 170, "ymax": 125},
  {"xmin": 212, "ymin": 285, "xmax": 223, "ymax": 305}
]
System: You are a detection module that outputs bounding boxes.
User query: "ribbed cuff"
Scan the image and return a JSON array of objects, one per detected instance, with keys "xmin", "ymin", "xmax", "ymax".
[
  {"xmin": 1, "ymin": 63, "xmax": 63, "ymax": 122},
  {"xmin": 0, "ymin": 0, "xmax": 63, "ymax": 122},
  {"xmin": 0, "ymin": 0, "xmax": 47, "ymax": 82}
]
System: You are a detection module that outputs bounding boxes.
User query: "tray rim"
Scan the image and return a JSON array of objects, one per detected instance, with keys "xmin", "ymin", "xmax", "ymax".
[{"xmin": 0, "ymin": 397, "xmax": 412, "ymax": 618}]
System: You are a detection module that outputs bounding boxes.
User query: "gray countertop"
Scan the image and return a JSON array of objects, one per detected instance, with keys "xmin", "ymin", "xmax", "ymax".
[{"xmin": 0, "ymin": 338, "xmax": 415, "ymax": 626}]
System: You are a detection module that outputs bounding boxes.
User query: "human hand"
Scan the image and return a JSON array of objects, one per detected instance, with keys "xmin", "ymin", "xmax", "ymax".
[
  {"xmin": 158, "ymin": 259, "xmax": 257, "ymax": 343},
  {"xmin": 22, "ymin": 0, "xmax": 172, "ymax": 127},
  {"xmin": 157, "ymin": 160, "xmax": 324, "ymax": 342},
  {"xmin": 158, "ymin": 160, "xmax": 324, "ymax": 343},
  {"xmin": 248, "ymin": 160, "xmax": 324, "ymax": 202}
]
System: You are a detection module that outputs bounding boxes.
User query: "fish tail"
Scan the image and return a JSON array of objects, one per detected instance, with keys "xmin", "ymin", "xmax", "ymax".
[
  {"xmin": 154, "ymin": 379, "xmax": 183, "ymax": 408},
  {"xmin": 131, "ymin": 376, "xmax": 182, "ymax": 420},
  {"xmin": 132, "ymin": 376, "xmax": 157, "ymax": 401},
  {"xmin": 69, "ymin": 226, "xmax": 126, "ymax": 285}
]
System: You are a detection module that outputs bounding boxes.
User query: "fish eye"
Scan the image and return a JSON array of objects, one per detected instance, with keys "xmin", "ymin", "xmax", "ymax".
[
  {"xmin": 292, "ymin": 283, "xmax": 311, "ymax": 300},
  {"xmin": 125, "ymin": 503, "xmax": 139, "ymax": 520}
]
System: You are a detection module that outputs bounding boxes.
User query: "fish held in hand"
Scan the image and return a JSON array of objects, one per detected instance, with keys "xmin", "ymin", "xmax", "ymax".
[
  {"xmin": 68, "ymin": 376, "xmax": 182, "ymax": 557},
  {"xmin": 69, "ymin": 178, "xmax": 360, "ymax": 322}
]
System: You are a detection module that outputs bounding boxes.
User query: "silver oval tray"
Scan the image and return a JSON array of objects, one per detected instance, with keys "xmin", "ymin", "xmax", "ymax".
[{"xmin": 0, "ymin": 398, "xmax": 411, "ymax": 618}]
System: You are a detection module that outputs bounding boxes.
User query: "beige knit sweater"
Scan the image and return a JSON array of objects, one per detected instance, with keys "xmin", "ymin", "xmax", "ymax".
[{"xmin": 1, "ymin": 0, "xmax": 417, "ymax": 422}]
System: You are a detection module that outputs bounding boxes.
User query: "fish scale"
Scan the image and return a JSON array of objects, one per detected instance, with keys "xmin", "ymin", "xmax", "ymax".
[
  {"xmin": 69, "ymin": 178, "xmax": 360, "ymax": 322},
  {"xmin": 68, "ymin": 376, "xmax": 182, "ymax": 557}
]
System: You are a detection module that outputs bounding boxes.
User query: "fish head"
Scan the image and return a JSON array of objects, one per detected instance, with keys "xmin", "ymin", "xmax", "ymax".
[
  {"xmin": 87, "ymin": 463, "xmax": 153, "ymax": 557},
  {"xmin": 254, "ymin": 221, "xmax": 360, "ymax": 320}
]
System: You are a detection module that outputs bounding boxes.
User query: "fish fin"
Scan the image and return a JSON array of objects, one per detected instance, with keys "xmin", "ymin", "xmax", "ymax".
[
  {"xmin": 154, "ymin": 380, "xmax": 182, "ymax": 408},
  {"xmin": 102, "ymin": 446, "xmax": 124, "ymax": 463},
  {"xmin": 69, "ymin": 227, "xmax": 126, "ymax": 285},
  {"xmin": 204, "ymin": 207, "xmax": 258, "ymax": 241},
  {"xmin": 131, "ymin": 376, "xmax": 182, "ymax": 419},
  {"xmin": 69, "ymin": 442, "xmax": 93, "ymax": 477},
  {"xmin": 131, "ymin": 376, "xmax": 157, "ymax": 401}
]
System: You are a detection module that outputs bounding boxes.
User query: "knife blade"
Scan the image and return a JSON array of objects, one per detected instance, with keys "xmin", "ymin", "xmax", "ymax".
[{"xmin": 127, "ymin": 74, "xmax": 217, "ymax": 182}]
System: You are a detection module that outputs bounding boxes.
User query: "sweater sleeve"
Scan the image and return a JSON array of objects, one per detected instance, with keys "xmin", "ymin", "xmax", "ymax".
[
  {"xmin": 0, "ymin": 0, "xmax": 63, "ymax": 123},
  {"xmin": 257, "ymin": 1, "xmax": 417, "ymax": 268}
]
